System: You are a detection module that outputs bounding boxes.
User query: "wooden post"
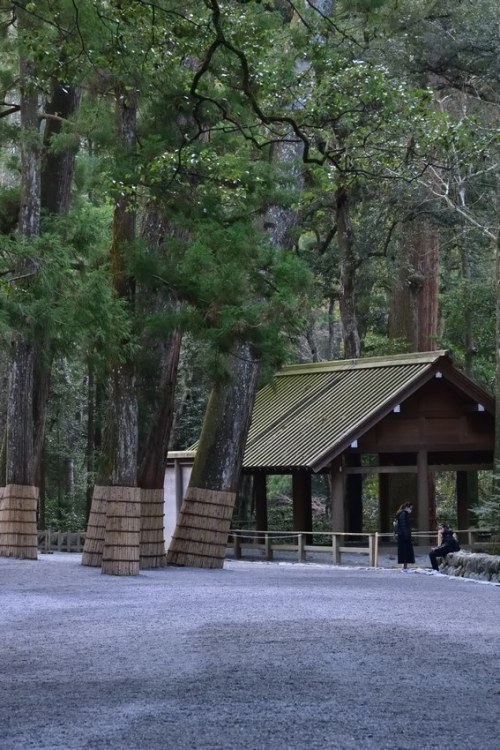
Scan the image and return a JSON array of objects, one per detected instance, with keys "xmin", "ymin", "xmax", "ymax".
[
  {"xmin": 292, "ymin": 471, "xmax": 312, "ymax": 533},
  {"xmin": 264, "ymin": 532, "xmax": 272, "ymax": 561},
  {"xmin": 233, "ymin": 533, "xmax": 241, "ymax": 560},
  {"xmin": 369, "ymin": 533, "xmax": 376, "ymax": 567},
  {"xmin": 332, "ymin": 534, "xmax": 340, "ymax": 565},
  {"xmin": 254, "ymin": 471, "xmax": 268, "ymax": 538},
  {"xmin": 379, "ymin": 468, "xmax": 390, "ymax": 534},
  {"xmin": 417, "ymin": 450, "xmax": 429, "ymax": 544},
  {"xmin": 330, "ymin": 458, "xmax": 345, "ymax": 533},
  {"xmin": 346, "ymin": 453, "xmax": 363, "ymax": 534},
  {"xmin": 298, "ymin": 533, "xmax": 305, "ymax": 562}
]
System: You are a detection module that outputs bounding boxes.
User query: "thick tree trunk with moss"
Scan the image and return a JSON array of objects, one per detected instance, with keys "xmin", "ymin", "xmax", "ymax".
[
  {"xmin": 41, "ymin": 84, "xmax": 81, "ymax": 214},
  {"xmin": 389, "ymin": 216, "xmax": 440, "ymax": 351},
  {"xmin": 167, "ymin": 341, "xmax": 259, "ymax": 568},
  {"xmin": 137, "ymin": 206, "xmax": 183, "ymax": 568},
  {"xmin": 83, "ymin": 89, "xmax": 141, "ymax": 576},
  {"xmin": 0, "ymin": 49, "xmax": 41, "ymax": 559},
  {"xmin": 0, "ymin": 72, "xmax": 80, "ymax": 558},
  {"xmin": 384, "ymin": 215, "xmax": 440, "ymax": 531},
  {"xmin": 33, "ymin": 83, "xmax": 80, "ymax": 487},
  {"xmin": 167, "ymin": 178, "xmax": 297, "ymax": 568}
]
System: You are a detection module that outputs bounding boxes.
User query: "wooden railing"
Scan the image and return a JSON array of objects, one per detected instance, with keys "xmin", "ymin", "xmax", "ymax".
[
  {"xmin": 37, "ymin": 530, "xmax": 86, "ymax": 553},
  {"xmin": 36, "ymin": 528, "xmax": 498, "ymax": 564},
  {"xmin": 228, "ymin": 529, "xmax": 499, "ymax": 567},
  {"xmin": 229, "ymin": 530, "xmax": 377, "ymax": 566}
]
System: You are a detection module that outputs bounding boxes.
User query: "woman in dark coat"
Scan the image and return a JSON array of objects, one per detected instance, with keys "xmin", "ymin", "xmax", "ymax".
[{"xmin": 395, "ymin": 502, "xmax": 415, "ymax": 571}]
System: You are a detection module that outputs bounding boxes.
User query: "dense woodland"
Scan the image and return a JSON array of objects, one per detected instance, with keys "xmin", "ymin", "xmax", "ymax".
[{"xmin": 0, "ymin": 0, "xmax": 499, "ymax": 571}]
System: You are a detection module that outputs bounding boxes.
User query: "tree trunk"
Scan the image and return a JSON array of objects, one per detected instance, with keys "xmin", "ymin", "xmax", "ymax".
[
  {"xmin": 389, "ymin": 216, "xmax": 440, "ymax": 351},
  {"xmin": 327, "ymin": 296, "xmax": 342, "ymax": 360},
  {"xmin": 167, "ymin": 155, "xmax": 299, "ymax": 569},
  {"xmin": 41, "ymin": 84, "xmax": 81, "ymax": 214},
  {"xmin": 458, "ymin": 232, "xmax": 476, "ymax": 375},
  {"xmin": 165, "ymin": 0, "xmax": 321, "ymax": 568},
  {"xmin": 166, "ymin": 341, "xmax": 260, "ymax": 568},
  {"xmin": 336, "ymin": 187, "xmax": 360, "ymax": 359},
  {"xmin": 0, "ymin": 72, "xmax": 80, "ymax": 558},
  {"xmin": 0, "ymin": 45, "xmax": 41, "ymax": 559},
  {"xmin": 135, "ymin": 206, "xmax": 182, "ymax": 568},
  {"xmin": 35, "ymin": 83, "xmax": 81, "ymax": 488},
  {"xmin": 84, "ymin": 88, "xmax": 141, "ymax": 576},
  {"xmin": 85, "ymin": 365, "xmax": 95, "ymax": 524},
  {"xmin": 387, "ymin": 215, "xmax": 440, "ymax": 527},
  {"xmin": 493, "ymin": 186, "xmax": 500, "ymax": 502}
]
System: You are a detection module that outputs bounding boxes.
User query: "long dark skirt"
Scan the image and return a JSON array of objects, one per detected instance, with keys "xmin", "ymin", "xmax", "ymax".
[{"xmin": 398, "ymin": 535, "xmax": 415, "ymax": 564}]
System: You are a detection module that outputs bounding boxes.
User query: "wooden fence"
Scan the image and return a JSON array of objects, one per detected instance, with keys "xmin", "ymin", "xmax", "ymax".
[
  {"xmin": 36, "ymin": 527, "xmax": 498, "ymax": 565},
  {"xmin": 37, "ymin": 530, "xmax": 86, "ymax": 553},
  {"xmin": 228, "ymin": 529, "xmax": 499, "ymax": 567}
]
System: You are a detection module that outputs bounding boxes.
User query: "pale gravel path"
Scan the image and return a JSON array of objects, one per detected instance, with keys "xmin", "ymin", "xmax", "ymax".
[{"xmin": 0, "ymin": 554, "xmax": 499, "ymax": 750}]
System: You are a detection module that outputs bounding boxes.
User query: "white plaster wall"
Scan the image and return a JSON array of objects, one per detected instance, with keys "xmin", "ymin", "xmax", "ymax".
[{"xmin": 163, "ymin": 460, "xmax": 193, "ymax": 551}]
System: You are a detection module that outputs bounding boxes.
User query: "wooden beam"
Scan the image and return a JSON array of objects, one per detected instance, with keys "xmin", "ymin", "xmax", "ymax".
[
  {"xmin": 345, "ymin": 463, "xmax": 492, "ymax": 475},
  {"xmin": 345, "ymin": 465, "xmax": 418, "ymax": 475},
  {"xmin": 429, "ymin": 464, "xmax": 492, "ymax": 473}
]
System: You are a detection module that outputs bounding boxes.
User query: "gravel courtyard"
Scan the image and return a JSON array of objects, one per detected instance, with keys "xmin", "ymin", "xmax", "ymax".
[{"xmin": 1, "ymin": 554, "xmax": 499, "ymax": 750}]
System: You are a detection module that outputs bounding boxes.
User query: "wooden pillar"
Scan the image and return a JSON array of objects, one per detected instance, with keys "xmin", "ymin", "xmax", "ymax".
[
  {"xmin": 417, "ymin": 450, "xmax": 429, "ymax": 542},
  {"xmin": 254, "ymin": 471, "xmax": 268, "ymax": 532},
  {"xmin": 329, "ymin": 457, "xmax": 345, "ymax": 533},
  {"xmin": 379, "ymin": 471, "xmax": 390, "ymax": 533},
  {"xmin": 292, "ymin": 471, "xmax": 312, "ymax": 533},
  {"xmin": 174, "ymin": 459, "xmax": 184, "ymax": 515},
  {"xmin": 346, "ymin": 453, "xmax": 363, "ymax": 533},
  {"xmin": 456, "ymin": 471, "xmax": 478, "ymax": 530},
  {"xmin": 379, "ymin": 453, "xmax": 418, "ymax": 533}
]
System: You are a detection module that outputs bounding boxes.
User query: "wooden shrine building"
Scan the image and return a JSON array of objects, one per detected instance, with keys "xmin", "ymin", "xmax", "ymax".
[{"xmin": 165, "ymin": 351, "xmax": 494, "ymax": 543}]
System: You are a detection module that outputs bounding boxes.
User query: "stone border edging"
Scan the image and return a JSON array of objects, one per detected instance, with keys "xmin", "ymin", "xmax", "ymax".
[{"xmin": 441, "ymin": 551, "xmax": 500, "ymax": 583}]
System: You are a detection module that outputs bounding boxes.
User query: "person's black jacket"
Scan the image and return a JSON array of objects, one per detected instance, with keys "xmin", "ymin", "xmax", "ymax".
[
  {"xmin": 441, "ymin": 527, "xmax": 460, "ymax": 551},
  {"xmin": 396, "ymin": 510, "xmax": 412, "ymax": 540}
]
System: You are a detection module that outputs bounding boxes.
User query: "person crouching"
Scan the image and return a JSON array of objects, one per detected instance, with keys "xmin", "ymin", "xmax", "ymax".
[{"xmin": 429, "ymin": 523, "xmax": 460, "ymax": 572}]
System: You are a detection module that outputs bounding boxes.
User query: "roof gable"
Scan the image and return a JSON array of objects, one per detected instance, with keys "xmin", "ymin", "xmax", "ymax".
[{"xmin": 243, "ymin": 351, "xmax": 494, "ymax": 472}]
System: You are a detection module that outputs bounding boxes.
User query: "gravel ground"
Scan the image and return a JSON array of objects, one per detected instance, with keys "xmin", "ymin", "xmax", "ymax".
[{"xmin": 1, "ymin": 553, "xmax": 499, "ymax": 750}]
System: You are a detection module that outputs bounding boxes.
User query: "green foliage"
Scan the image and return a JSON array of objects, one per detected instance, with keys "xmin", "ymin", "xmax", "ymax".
[
  {"xmin": 132, "ymin": 215, "xmax": 313, "ymax": 379},
  {"xmin": 362, "ymin": 334, "xmax": 411, "ymax": 357},
  {"xmin": 42, "ymin": 359, "xmax": 90, "ymax": 531},
  {"xmin": 43, "ymin": 499, "xmax": 86, "ymax": 532},
  {"xmin": 0, "ymin": 0, "xmax": 499, "ymax": 526},
  {"xmin": 474, "ymin": 464, "xmax": 500, "ymax": 529},
  {"xmin": 440, "ymin": 277, "xmax": 496, "ymax": 389}
]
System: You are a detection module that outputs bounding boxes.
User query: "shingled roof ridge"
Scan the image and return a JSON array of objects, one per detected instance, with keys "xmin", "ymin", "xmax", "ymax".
[{"xmin": 277, "ymin": 350, "xmax": 450, "ymax": 376}]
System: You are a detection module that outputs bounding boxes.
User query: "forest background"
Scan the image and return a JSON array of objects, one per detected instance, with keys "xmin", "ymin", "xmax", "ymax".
[{"xmin": 1, "ymin": 0, "xmax": 499, "ymax": 547}]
